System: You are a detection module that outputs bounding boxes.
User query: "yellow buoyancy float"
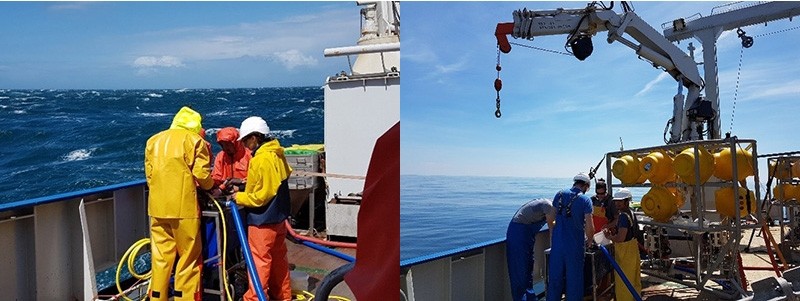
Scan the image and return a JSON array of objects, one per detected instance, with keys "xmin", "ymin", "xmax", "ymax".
[
  {"xmin": 641, "ymin": 186, "xmax": 681, "ymax": 222},
  {"xmin": 639, "ymin": 151, "xmax": 675, "ymax": 185},
  {"xmin": 769, "ymin": 160, "xmax": 793, "ymax": 181},
  {"xmin": 774, "ymin": 184, "xmax": 799, "ymax": 201},
  {"xmin": 613, "ymin": 155, "xmax": 647, "ymax": 185},
  {"xmin": 715, "ymin": 187, "xmax": 757, "ymax": 218},
  {"xmin": 713, "ymin": 147, "xmax": 754, "ymax": 181},
  {"xmin": 673, "ymin": 146, "xmax": 715, "ymax": 185}
]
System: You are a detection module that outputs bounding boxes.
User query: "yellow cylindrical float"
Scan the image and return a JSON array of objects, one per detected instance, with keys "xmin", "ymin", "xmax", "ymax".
[
  {"xmin": 641, "ymin": 186, "xmax": 680, "ymax": 222},
  {"xmin": 773, "ymin": 184, "xmax": 793, "ymax": 201},
  {"xmin": 639, "ymin": 151, "xmax": 675, "ymax": 185},
  {"xmin": 775, "ymin": 184, "xmax": 799, "ymax": 201},
  {"xmin": 673, "ymin": 146, "xmax": 715, "ymax": 185},
  {"xmin": 790, "ymin": 184, "xmax": 800, "ymax": 201},
  {"xmin": 613, "ymin": 155, "xmax": 646, "ymax": 185},
  {"xmin": 713, "ymin": 147, "xmax": 754, "ymax": 181},
  {"xmin": 715, "ymin": 187, "xmax": 757, "ymax": 218},
  {"xmin": 769, "ymin": 160, "xmax": 793, "ymax": 181}
]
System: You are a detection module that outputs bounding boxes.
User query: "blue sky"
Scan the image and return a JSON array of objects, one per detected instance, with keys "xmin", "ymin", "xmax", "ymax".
[
  {"xmin": 402, "ymin": 1, "xmax": 800, "ymax": 179},
  {"xmin": 0, "ymin": 2, "xmax": 361, "ymax": 89}
]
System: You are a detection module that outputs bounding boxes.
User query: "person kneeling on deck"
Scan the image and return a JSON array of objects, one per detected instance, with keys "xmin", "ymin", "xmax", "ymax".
[
  {"xmin": 212, "ymin": 127, "xmax": 252, "ymax": 193},
  {"xmin": 145, "ymin": 106, "xmax": 214, "ymax": 300},
  {"xmin": 603, "ymin": 188, "xmax": 642, "ymax": 301},
  {"xmin": 546, "ymin": 173, "xmax": 594, "ymax": 301},
  {"xmin": 232, "ymin": 116, "xmax": 293, "ymax": 301},
  {"xmin": 507, "ymin": 198, "xmax": 556, "ymax": 301}
]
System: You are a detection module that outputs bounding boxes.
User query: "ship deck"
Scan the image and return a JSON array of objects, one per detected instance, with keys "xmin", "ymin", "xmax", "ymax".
[
  {"xmin": 611, "ymin": 226, "xmax": 792, "ymax": 300},
  {"xmin": 287, "ymin": 238, "xmax": 357, "ymax": 300}
]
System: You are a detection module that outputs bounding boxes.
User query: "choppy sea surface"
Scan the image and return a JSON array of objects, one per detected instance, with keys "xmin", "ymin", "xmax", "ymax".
[
  {"xmin": 0, "ymin": 87, "xmax": 323, "ymax": 203},
  {"xmin": 400, "ymin": 174, "xmax": 648, "ymax": 261}
]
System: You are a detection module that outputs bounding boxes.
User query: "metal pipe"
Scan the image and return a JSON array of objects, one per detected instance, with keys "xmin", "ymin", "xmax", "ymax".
[
  {"xmin": 300, "ymin": 240, "xmax": 355, "ymax": 262},
  {"xmin": 226, "ymin": 201, "xmax": 268, "ymax": 301},
  {"xmin": 324, "ymin": 42, "xmax": 400, "ymax": 57}
]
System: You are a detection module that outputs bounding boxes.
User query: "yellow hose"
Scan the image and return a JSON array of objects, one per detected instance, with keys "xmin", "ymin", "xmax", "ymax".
[
  {"xmin": 208, "ymin": 196, "xmax": 234, "ymax": 301},
  {"xmin": 115, "ymin": 238, "xmax": 151, "ymax": 301},
  {"xmin": 294, "ymin": 290, "xmax": 352, "ymax": 301},
  {"xmin": 116, "ymin": 195, "xmax": 232, "ymax": 301}
]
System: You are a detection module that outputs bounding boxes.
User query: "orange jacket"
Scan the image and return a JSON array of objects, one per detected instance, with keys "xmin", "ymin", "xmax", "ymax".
[{"xmin": 212, "ymin": 127, "xmax": 252, "ymax": 187}]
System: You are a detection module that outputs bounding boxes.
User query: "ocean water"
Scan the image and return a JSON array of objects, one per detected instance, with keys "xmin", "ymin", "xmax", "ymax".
[
  {"xmin": 400, "ymin": 174, "xmax": 648, "ymax": 260},
  {"xmin": 0, "ymin": 87, "xmax": 323, "ymax": 203}
]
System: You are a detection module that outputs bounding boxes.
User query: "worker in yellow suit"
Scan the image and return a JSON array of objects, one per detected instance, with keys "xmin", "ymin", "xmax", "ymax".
[
  {"xmin": 603, "ymin": 188, "xmax": 642, "ymax": 301},
  {"xmin": 233, "ymin": 116, "xmax": 293, "ymax": 301},
  {"xmin": 144, "ymin": 106, "xmax": 214, "ymax": 301}
]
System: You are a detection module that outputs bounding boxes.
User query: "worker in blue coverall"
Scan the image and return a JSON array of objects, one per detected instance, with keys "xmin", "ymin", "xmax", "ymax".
[
  {"xmin": 507, "ymin": 198, "xmax": 556, "ymax": 301},
  {"xmin": 546, "ymin": 173, "xmax": 595, "ymax": 301}
]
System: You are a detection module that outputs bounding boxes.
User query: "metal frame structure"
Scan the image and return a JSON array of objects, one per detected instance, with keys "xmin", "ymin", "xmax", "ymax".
[
  {"xmin": 605, "ymin": 137, "xmax": 762, "ymax": 299},
  {"xmin": 767, "ymin": 155, "xmax": 800, "ymax": 258}
]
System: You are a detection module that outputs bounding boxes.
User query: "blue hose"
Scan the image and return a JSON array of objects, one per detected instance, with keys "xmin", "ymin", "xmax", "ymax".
[
  {"xmin": 299, "ymin": 240, "xmax": 355, "ymax": 262},
  {"xmin": 599, "ymin": 245, "xmax": 643, "ymax": 301},
  {"xmin": 227, "ymin": 201, "xmax": 268, "ymax": 301}
]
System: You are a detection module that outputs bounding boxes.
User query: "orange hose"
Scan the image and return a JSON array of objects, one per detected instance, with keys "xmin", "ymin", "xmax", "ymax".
[{"xmin": 284, "ymin": 220, "xmax": 357, "ymax": 249}]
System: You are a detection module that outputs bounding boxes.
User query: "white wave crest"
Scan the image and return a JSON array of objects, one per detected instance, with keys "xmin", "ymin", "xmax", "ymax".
[
  {"xmin": 278, "ymin": 110, "xmax": 294, "ymax": 118},
  {"xmin": 139, "ymin": 112, "xmax": 169, "ymax": 117},
  {"xmin": 147, "ymin": 93, "xmax": 163, "ymax": 98},
  {"xmin": 63, "ymin": 148, "xmax": 95, "ymax": 162},
  {"xmin": 208, "ymin": 110, "xmax": 228, "ymax": 116},
  {"xmin": 13, "ymin": 110, "xmax": 25, "ymax": 114},
  {"xmin": 271, "ymin": 129, "xmax": 296, "ymax": 139}
]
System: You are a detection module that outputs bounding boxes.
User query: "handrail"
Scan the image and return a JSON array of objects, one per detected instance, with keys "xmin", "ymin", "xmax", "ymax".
[{"xmin": 0, "ymin": 179, "xmax": 147, "ymax": 212}]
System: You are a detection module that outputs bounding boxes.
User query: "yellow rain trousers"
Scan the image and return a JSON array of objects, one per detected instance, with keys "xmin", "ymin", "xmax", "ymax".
[
  {"xmin": 613, "ymin": 239, "xmax": 642, "ymax": 301},
  {"xmin": 144, "ymin": 106, "xmax": 213, "ymax": 300},
  {"xmin": 149, "ymin": 217, "xmax": 203, "ymax": 301}
]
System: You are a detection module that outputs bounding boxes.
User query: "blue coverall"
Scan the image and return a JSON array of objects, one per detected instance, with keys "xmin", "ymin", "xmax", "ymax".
[
  {"xmin": 506, "ymin": 198, "xmax": 552, "ymax": 301},
  {"xmin": 546, "ymin": 187, "xmax": 592, "ymax": 301}
]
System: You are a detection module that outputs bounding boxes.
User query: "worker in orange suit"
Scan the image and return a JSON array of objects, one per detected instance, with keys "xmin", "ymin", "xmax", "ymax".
[
  {"xmin": 144, "ymin": 106, "xmax": 214, "ymax": 301},
  {"xmin": 211, "ymin": 127, "xmax": 252, "ymax": 192},
  {"xmin": 233, "ymin": 116, "xmax": 293, "ymax": 301}
]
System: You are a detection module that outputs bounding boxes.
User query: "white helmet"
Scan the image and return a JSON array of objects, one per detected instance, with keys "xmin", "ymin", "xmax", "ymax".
[
  {"xmin": 238, "ymin": 116, "xmax": 270, "ymax": 141},
  {"xmin": 613, "ymin": 188, "xmax": 632, "ymax": 201},
  {"xmin": 573, "ymin": 173, "xmax": 591, "ymax": 184}
]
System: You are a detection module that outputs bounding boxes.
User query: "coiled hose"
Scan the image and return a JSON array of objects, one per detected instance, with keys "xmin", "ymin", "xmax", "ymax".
[{"xmin": 115, "ymin": 193, "xmax": 232, "ymax": 301}]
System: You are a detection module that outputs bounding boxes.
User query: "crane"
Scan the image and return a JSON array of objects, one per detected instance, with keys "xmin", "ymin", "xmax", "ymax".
[
  {"xmin": 495, "ymin": 2, "xmax": 706, "ymax": 143},
  {"xmin": 662, "ymin": 1, "xmax": 800, "ymax": 139}
]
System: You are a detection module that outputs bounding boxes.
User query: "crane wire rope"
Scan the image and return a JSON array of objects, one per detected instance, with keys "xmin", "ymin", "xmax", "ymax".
[{"xmin": 730, "ymin": 24, "xmax": 800, "ymax": 134}]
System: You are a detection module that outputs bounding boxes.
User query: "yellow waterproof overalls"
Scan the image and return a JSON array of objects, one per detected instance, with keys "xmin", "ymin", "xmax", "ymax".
[
  {"xmin": 613, "ymin": 212, "xmax": 642, "ymax": 301},
  {"xmin": 144, "ymin": 107, "xmax": 214, "ymax": 301}
]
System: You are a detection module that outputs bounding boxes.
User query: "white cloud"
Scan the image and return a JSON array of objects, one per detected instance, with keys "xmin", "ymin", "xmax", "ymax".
[
  {"xmin": 271, "ymin": 50, "xmax": 318, "ymax": 70},
  {"xmin": 133, "ymin": 56, "xmax": 185, "ymax": 68},
  {"xmin": 635, "ymin": 72, "xmax": 671, "ymax": 97},
  {"xmin": 126, "ymin": 7, "xmax": 355, "ymax": 71},
  {"xmin": 434, "ymin": 60, "xmax": 467, "ymax": 74},
  {"xmin": 48, "ymin": 2, "xmax": 91, "ymax": 11}
]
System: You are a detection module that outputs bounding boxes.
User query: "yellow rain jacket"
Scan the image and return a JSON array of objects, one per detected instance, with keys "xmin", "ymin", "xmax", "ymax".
[
  {"xmin": 145, "ymin": 107, "xmax": 214, "ymax": 219},
  {"xmin": 235, "ymin": 139, "xmax": 292, "ymax": 209}
]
